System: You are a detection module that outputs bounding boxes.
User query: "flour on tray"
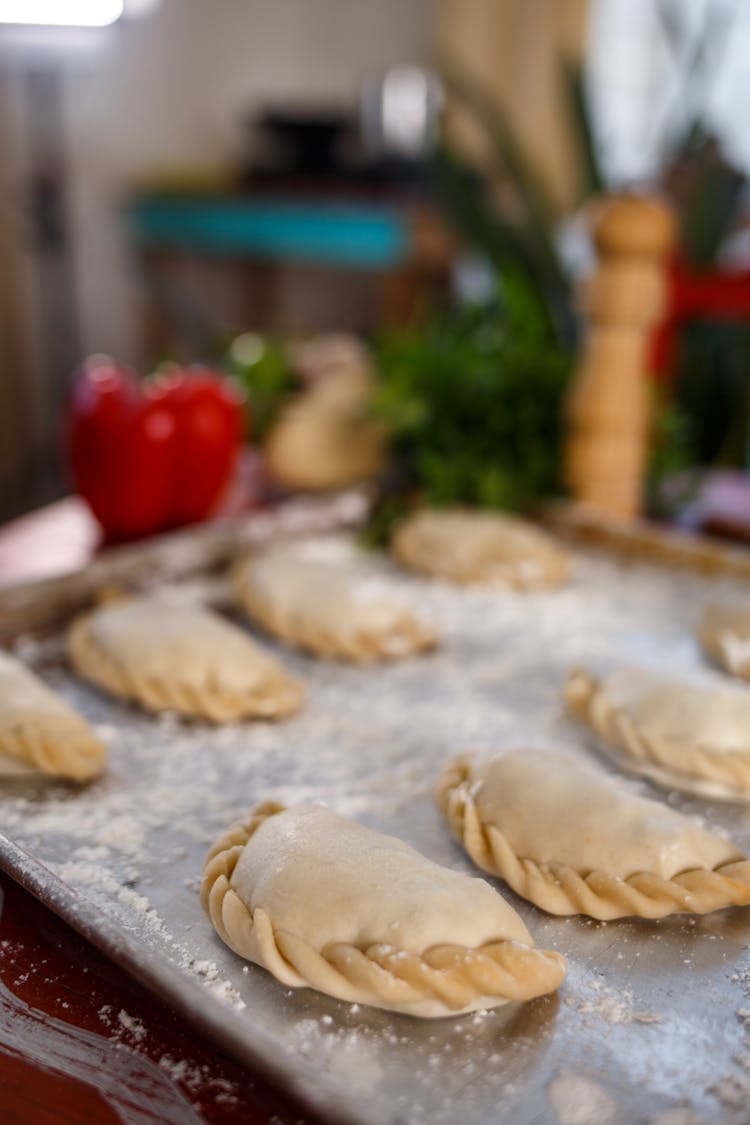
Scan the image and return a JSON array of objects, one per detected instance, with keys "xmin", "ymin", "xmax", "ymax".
[{"xmin": 2, "ymin": 545, "xmax": 750, "ymax": 1124}]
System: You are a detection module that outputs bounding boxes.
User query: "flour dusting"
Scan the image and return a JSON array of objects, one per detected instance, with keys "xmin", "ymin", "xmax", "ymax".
[{"xmin": 2, "ymin": 542, "xmax": 750, "ymax": 1124}]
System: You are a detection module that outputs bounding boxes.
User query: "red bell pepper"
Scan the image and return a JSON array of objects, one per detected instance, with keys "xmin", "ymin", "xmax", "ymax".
[{"xmin": 67, "ymin": 357, "xmax": 245, "ymax": 541}]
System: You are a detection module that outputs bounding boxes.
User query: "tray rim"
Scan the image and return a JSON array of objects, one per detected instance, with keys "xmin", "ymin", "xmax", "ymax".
[
  {"xmin": 542, "ymin": 499, "xmax": 750, "ymax": 579},
  {"xmin": 0, "ymin": 491, "xmax": 369, "ymax": 643}
]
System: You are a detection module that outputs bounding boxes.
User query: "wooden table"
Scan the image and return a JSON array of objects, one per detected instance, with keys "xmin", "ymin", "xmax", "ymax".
[{"xmin": 0, "ymin": 500, "xmax": 318, "ymax": 1124}]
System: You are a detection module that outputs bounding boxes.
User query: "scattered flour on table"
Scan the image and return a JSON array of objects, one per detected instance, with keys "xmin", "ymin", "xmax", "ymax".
[
  {"xmin": 704, "ymin": 997, "xmax": 750, "ymax": 1119},
  {"xmin": 97, "ymin": 1004, "xmax": 146, "ymax": 1044},
  {"xmin": 116, "ymin": 1009, "xmax": 147, "ymax": 1041},
  {"xmin": 564, "ymin": 977, "xmax": 661, "ymax": 1026},
  {"xmin": 157, "ymin": 1054, "xmax": 241, "ymax": 1104},
  {"xmin": 290, "ymin": 1019, "xmax": 383, "ymax": 1093},
  {"xmin": 93, "ymin": 1005, "xmax": 242, "ymax": 1104},
  {"xmin": 649, "ymin": 1112, "xmax": 712, "ymax": 1125},
  {"xmin": 730, "ymin": 967, "xmax": 750, "ymax": 998},
  {"xmin": 707, "ymin": 1072, "xmax": 750, "ymax": 1118}
]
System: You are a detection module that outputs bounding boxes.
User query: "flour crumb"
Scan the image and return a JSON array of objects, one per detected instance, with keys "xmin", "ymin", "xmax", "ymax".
[
  {"xmin": 707, "ymin": 1071, "xmax": 750, "ymax": 1115},
  {"xmin": 649, "ymin": 1110, "xmax": 711, "ymax": 1125},
  {"xmin": 117, "ymin": 1010, "xmax": 147, "ymax": 1042},
  {"xmin": 565, "ymin": 979, "xmax": 661, "ymax": 1026},
  {"xmin": 547, "ymin": 1070, "xmax": 617, "ymax": 1124}
]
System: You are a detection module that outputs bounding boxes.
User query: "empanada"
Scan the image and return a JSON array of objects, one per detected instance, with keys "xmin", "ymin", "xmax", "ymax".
[
  {"xmin": 232, "ymin": 537, "xmax": 437, "ymax": 662},
  {"xmin": 391, "ymin": 508, "xmax": 570, "ymax": 588},
  {"xmin": 436, "ymin": 750, "xmax": 750, "ymax": 919},
  {"xmin": 700, "ymin": 603, "xmax": 750, "ymax": 682},
  {"xmin": 0, "ymin": 650, "xmax": 105, "ymax": 782},
  {"xmin": 565, "ymin": 666, "xmax": 750, "ymax": 801},
  {"xmin": 265, "ymin": 368, "xmax": 386, "ymax": 491},
  {"xmin": 202, "ymin": 802, "xmax": 566, "ymax": 1017},
  {"xmin": 68, "ymin": 597, "xmax": 304, "ymax": 723}
]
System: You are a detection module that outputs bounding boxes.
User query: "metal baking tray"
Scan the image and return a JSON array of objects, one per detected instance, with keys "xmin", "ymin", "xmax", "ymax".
[{"xmin": 2, "ymin": 500, "xmax": 750, "ymax": 1124}]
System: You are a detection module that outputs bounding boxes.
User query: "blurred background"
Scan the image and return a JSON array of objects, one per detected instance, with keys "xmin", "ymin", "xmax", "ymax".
[{"xmin": 5, "ymin": 0, "xmax": 750, "ymax": 547}]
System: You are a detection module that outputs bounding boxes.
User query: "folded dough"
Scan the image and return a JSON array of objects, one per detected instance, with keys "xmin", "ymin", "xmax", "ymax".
[
  {"xmin": 700, "ymin": 603, "xmax": 750, "ymax": 682},
  {"xmin": 565, "ymin": 666, "xmax": 750, "ymax": 801},
  {"xmin": 391, "ymin": 508, "xmax": 570, "ymax": 588},
  {"xmin": 265, "ymin": 368, "xmax": 386, "ymax": 491},
  {"xmin": 436, "ymin": 750, "xmax": 750, "ymax": 920},
  {"xmin": 202, "ymin": 802, "xmax": 566, "ymax": 1017},
  {"xmin": 67, "ymin": 597, "xmax": 304, "ymax": 723},
  {"xmin": 0, "ymin": 650, "xmax": 105, "ymax": 782},
  {"xmin": 232, "ymin": 537, "xmax": 437, "ymax": 662}
]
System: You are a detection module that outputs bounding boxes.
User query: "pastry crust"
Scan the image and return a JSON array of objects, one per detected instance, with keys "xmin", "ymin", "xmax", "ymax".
[
  {"xmin": 391, "ymin": 508, "xmax": 570, "ymax": 588},
  {"xmin": 265, "ymin": 369, "xmax": 386, "ymax": 491},
  {"xmin": 0, "ymin": 650, "xmax": 105, "ymax": 782},
  {"xmin": 201, "ymin": 802, "xmax": 566, "ymax": 1017},
  {"xmin": 68, "ymin": 597, "xmax": 304, "ymax": 723},
  {"xmin": 232, "ymin": 537, "xmax": 437, "ymax": 662},
  {"xmin": 700, "ymin": 603, "xmax": 750, "ymax": 681},
  {"xmin": 565, "ymin": 666, "xmax": 750, "ymax": 801},
  {"xmin": 436, "ymin": 751, "xmax": 750, "ymax": 920}
]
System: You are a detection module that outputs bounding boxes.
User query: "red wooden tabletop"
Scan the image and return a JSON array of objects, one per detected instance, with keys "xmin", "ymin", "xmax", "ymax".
[{"xmin": 0, "ymin": 497, "xmax": 319, "ymax": 1124}]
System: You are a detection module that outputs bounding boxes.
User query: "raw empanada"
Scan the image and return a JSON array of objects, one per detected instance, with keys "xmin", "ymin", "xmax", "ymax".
[
  {"xmin": 391, "ymin": 508, "xmax": 570, "ymax": 588},
  {"xmin": 265, "ymin": 368, "xmax": 386, "ymax": 491},
  {"xmin": 0, "ymin": 650, "xmax": 105, "ymax": 782},
  {"xmin": 565, "ymin": 666, "xmax": 750, "ymax": 801},
  {"xmin": 700, "ymin": 603, "xmax": 750, "ymax": 681},
  {"xmin": 232, "ymin": 537, "xmax": 437, "ymax": 662},
  {"xmin": 436, "ymin": 750, "xmax": 750, "ymax": 920},
  {"xmin": 202, "ymin": 802, "xmax": 566, "ymax": 1017},
  {"xmin": 67, "ymin": 597, "xmax": 304, "ymax": 723}
]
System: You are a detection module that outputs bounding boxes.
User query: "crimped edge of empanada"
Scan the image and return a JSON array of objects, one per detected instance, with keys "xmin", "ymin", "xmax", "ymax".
[
  {"xmin": 0, "ymin": 713, "xmax": 105, "ymax": 782},
  {"xmin": 391, "ymin": 513, "xmax": 570, "ymax": 589},
  {"xmin": 231, "ymin": 555, "xmax": 439, "ymax": 663},
  {"xmin": 436, "ymin": 756, "xmax": 750, "ymax": 920},
  {"xmin": 201, "ymin": 800, "xmax": 566, "ymax": 1017},
  {"xmin": 699, "ymin": 606, "xmax": 750, "ymax": 682},
  {"xmin": 67, "ymin": 610, "xmax": 304, "ymax": 724},
  {"xmin": 564, "ymin": 668, "xmax": 750, "ymax": 803}
]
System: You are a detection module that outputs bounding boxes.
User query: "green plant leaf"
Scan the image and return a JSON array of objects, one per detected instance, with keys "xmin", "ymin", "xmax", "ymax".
[
  {"xmin": 439, "ymin": 60, "xmax": 570, "ymax": 294},
  {"xmin": 436, "ymin": 60, "xmax": 575, "ymax": 345},
  {"xmin": 561, "ymin": 56, "xmax": 605, "ymax": 200},
  {"xmin": 370, "ymin": 290, "xmax": 573, "ymax": 528}
]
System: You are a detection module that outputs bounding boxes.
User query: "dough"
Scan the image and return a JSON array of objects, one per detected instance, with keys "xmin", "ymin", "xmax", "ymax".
[
  {"xmin": 0, "ymin": 650, "xmax": 105, "ymax": 782},
  {"xmin": 700, "ymin": 603, "xmax": 750, "ymax": 682},
  {"xmin": 67, "ymin": 597, "xmax": 304, "ymax": 723},
  {"xmin": 232, "ymin": 537, "xmax": 437, "ymax": 661},
  {"xmin": 565, "ymin": 666, "xmax": 750, "ymax": 801},
  {"xmin": 391, "ymin": 508, "xmax": 570, "ymax": 588},
  {"xmin": 265, "ymin": 369, "xmax": 386, "ymax": 491},
  {"xmin": 436, "ymin": 750, "xmax": 750, "ymax": 919},
  {"xmin": 202, "ymin": 802, "xmax": 566, "ymax": 1017}
]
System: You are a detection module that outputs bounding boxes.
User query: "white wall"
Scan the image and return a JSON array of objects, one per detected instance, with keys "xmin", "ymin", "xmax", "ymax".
[{"xmin": 60, "ymin": 0, "xmax": 431, "ymax": 361}]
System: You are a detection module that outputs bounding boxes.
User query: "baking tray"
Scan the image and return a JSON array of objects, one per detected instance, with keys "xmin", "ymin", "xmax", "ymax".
[{"xmin": 2, "ymin": 500, "xmax": 750, "ymax": 1124}]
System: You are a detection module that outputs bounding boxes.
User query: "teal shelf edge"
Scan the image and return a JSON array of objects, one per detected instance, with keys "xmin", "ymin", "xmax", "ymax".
[{"xmin": 128, "ymin": 197, "xmax": 410, "ymax": 269}]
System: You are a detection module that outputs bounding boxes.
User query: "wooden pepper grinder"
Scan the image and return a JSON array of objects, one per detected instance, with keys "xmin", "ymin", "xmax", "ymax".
[{"xmin": 564, "ymin": 193, "xmax": 677, "ymax": 518}]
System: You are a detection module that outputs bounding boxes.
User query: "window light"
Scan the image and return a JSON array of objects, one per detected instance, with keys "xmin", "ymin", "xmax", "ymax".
[{"xmin": 0, "ymin": 1, "xmax": 124, "ymax": 27}]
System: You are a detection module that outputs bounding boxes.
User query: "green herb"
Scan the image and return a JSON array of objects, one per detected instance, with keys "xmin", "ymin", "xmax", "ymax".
[
  {"xmin": 224, "ymin": 333, "xmax": 297, "ymax": 440},
  {"xmin": 369, "ymin": 279, "xmax": 573, "ymax": 541}
]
